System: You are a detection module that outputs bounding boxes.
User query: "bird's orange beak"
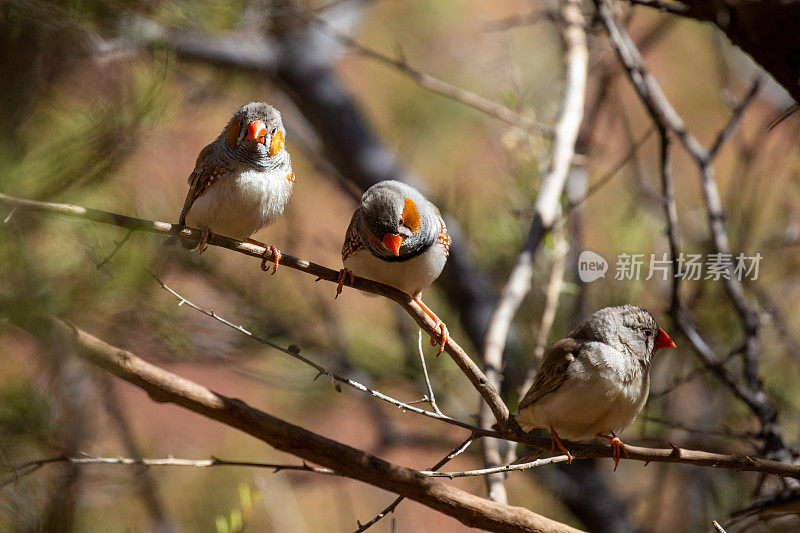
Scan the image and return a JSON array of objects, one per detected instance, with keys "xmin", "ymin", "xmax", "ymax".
[
  {"xmin": 382, "ymin": 233, "xmax": 403, "ymax": 256},
  {"xmin": 655, "ymin": 328, "xmax": 676, "ymax": 350},
  {"xmin": 245, "ymin": 120, "xmax": 268, "ymax": 144}
]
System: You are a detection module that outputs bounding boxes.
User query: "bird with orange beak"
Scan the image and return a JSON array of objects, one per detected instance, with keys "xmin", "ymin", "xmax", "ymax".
[
  {"xmin": 176, "ymin": 102, "xmax": 294, "ymax": 273},
  {"xmin": 337, "ymin": 180, "xmax": 451, "ymax": 352}
]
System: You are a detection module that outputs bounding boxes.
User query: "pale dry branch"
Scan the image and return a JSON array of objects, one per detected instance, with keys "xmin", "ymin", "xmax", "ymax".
[
  {"xmin": 423, "ymin": 455, "xmax": 571, "ymax": 478},
  {"xmin": 416, "ymin": 330, "xmax": 443, "ymax": 416},
  {"xmin": 479, "ymin": 0, "xmax": 589, "ymax": 502},
  {"xmin": 2, "ymin": 455, "xmax": 338, "ymax": 485}
]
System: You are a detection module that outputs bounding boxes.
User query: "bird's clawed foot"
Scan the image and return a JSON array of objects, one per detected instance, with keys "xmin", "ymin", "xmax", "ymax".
[
  {"xmin": 597, "ymin": 433, "xmax": 628, "ymax": 471},
  {"xmin": 413, "ymin": 297, "xmax": 448, "ymax": 355},
  {"xmin": 335, "ymin": 268, "xmax": 354, "ymax": 299},
  {"xmin": 197, "ymin": 226, "xmax": 214, "ymax": 254},
  {"xmin": 261, "ymin": 245, "xmax": 281, "ymax": 274},
  {"xmin": 248, "ymin": 239, "xmax": 281, "ymax": 274},
  {"xmin": 549, "ymin": 425, "xmax": 574, "ymax": 463}
]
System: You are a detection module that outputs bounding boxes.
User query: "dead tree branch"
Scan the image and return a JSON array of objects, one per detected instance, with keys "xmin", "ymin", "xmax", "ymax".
[{"xmin": 49, "ymin": 318, "xmax": 580, "ymax": 533}]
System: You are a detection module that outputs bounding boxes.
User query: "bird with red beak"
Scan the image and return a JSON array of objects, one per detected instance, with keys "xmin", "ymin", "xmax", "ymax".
[
  {"xmin": 337, "ymin": 180, "xmax": 451, "ymax": 353},
  {"xmin": 516, "ymin": 304, "xmax": 676, "ymax": 469},
  {"xmin": 176, "ymin": 102, "xmax": 295, "ymax": 273}
]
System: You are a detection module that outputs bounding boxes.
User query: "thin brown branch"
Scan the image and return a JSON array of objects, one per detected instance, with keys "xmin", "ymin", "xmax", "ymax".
[
  {"xmin": 50, "ymin": 319, "xmax": 578, "ymax": 533},
  {"xmin": 149, "ymin": 271, "xmax": 477, "ymax": 432},
  {"xmin": 0, "ymin": 191, "xmax": 513, "ymax": 431},
  {"xmin": 296, "ymin": 10, "xmax": 554, "ymax": 137},
  {"xmin": 354, "ymin": 436, "xmax": 477, "ymax": 532}
]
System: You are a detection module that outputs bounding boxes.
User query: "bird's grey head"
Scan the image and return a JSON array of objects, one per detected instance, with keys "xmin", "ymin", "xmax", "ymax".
[
  {"xmin": 359, "ymin": 180, "xmax": 438, "ymax": 261},
  {"xmin": 569, "ymin": 304, "xmax": 675, "ymax": 361},
  {"xmin": 221, "ymin": 102, "xmax": 287, "ymax": 167}
]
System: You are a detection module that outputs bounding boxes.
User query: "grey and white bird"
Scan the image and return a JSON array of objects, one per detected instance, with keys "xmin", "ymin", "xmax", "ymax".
[
  {"xmin": 176, "ymin": 102, "xmax": 295, "ymax": 273},
  {"xmin": 516, "ymin": 304, "xmax": 675, "ymax": 468},
  {"xmin": 337, "ymin": 180, "xmax": 451, "ymax": 352}
]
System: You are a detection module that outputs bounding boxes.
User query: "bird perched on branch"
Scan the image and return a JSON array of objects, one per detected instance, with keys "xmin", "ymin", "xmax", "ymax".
[
  {"xmin": 175, "ymin": 102, "xmax": 294, "ymax": 273},
  {"xmin": 336, "ymin": 180, "xmax": 451, "ymax": 353},
  {"xmin": 516, "ymin": 304, "xmax": 675, "ymax": 469}
]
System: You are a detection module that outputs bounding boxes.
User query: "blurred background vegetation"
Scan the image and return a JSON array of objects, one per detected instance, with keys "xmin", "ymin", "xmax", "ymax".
[{"xmin": 1, "ymin": 0, "xmax": 799, "ymax": 531}]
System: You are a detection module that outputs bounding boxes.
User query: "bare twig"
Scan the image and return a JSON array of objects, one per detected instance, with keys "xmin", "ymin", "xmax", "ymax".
[
  {"xmin": 712, "ymin": 520, "xmax": 727, "ymax": 533},
  {"xmin": 2, "ymin": 455, "xmax": 338, "ymax": 486},
  {"xmin": 296, "ymin": 10, "xmax": 554, "ymax": 137},
  {"xmin": 627, "ymin": 0, "xmax": 688, "ymax": 15},
  {"xmin": 148, "ymin": 271, "xmax": 478, "ymax": 432},
  {"xmin": 96, "ymin": 228, "xmax": 133, "ymax": 269},
  {"xmin": 354, "ymin": 436, "xmax": 476, "ymax": 532},
  {"xmin": 423, "ymin": 455, "xmax": 571, "ymax": 478},
  {"xmin": 416, "ymin": 330, "xmax": 443, "ymax": 416}
]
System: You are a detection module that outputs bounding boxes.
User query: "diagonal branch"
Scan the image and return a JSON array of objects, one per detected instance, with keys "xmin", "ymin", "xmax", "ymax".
[
  {"xmin": 0, "ymin": 191, "xmax": 513, "ymax": 430},
  {"xmin": 49, "ymin": 318, "xmax": 580, "ymax": 533}
]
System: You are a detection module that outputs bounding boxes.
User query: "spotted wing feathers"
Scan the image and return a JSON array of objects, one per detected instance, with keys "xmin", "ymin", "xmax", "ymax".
[
  {"xmin": 178, "ymin": 142, "xmax": 230, "ymax": 225},
  {"xmin": 342, "ymin": 209, "xmax": 366, "ymax": 261}
]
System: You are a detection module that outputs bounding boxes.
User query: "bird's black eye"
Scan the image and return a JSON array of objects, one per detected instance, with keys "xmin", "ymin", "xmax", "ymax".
[
  {"xmin": 399, "ymin": 217, "xmax": 404, "ymax": 226},
  {"xmin": 643, "ymin": 329, "xmax": 653, "ymax": 338},
  {"xmin": 271, "ymin": 127, "xmax": 277, "ymax": 135}
]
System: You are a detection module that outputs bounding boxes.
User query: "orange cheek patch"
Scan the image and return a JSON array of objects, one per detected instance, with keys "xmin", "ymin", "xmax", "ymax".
[
  {"xmin": 402, "ymin": 198, "xmax": 421, "ymax": 233},
  {"xmin": 225, "ymin": 119, "xmax": 242, "ymax": 148},
  {"xmin": 269, "ymin": 130, "xmax": 285, "ymax": 157}
]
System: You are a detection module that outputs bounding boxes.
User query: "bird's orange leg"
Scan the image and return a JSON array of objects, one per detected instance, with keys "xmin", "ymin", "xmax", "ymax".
[
  {"xmin": 596, "ymin": 433, "xmax": 629, "ymax": 471},
  {"xmin": 549, "ymin": 425, "xmax": 574, "ymax": 463},
  {"xmin": 335, "ymin": 268, "xmax": 354, "ymax": 299},
  {"xmin": 198, "ymin": 226, "xmax": 214, "ymax": 254},
  {"xmin": 247, "ymin": 239, "xmax": 281, "ymax": 274},
  {"xmin": 412, "ymin": 297, "xmax": 449, "ymax": 355}
]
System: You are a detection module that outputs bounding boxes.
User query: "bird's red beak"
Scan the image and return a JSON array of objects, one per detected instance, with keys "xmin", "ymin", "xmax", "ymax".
[
  {"xmin": 655, "ymin": 328, "xmax": 676, "ymax": 350},
  {"xmin": 245, "ymin": 120, "xmax": 268, "ymax": 144},
  {"xmin": 382, "ymin": 233, "xmax": 403, "ymax": 256}
]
